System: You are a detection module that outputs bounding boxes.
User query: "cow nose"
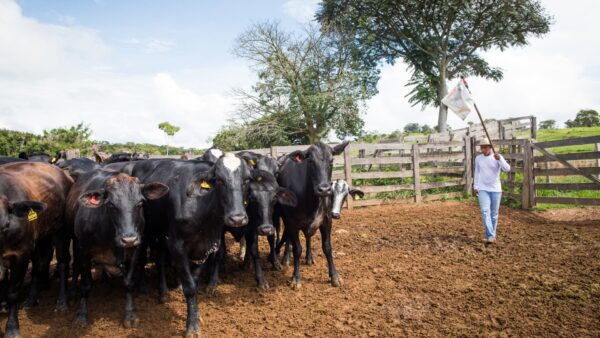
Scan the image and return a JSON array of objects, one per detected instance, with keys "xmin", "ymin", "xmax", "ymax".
[
  {"xmin": 120, "ymin": 236, "xmax": 139, "ymax": 247},
  {"xmin": 257, "ymin": 224, "xmax": 275, "ymax": 236},
  {"xmin": 317, "ymin": 183, "xmax": 332, "ymax": 195},
  {"xmin": 228, "ymin": 214, "xmax": 248, "ymax": 227},
  {"xmin": 332, "ymin": 212, "xmax": 341, "ymax": 219}
]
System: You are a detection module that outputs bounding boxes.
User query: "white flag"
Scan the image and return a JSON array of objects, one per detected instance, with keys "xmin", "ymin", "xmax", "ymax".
[{"xmin": 441, "ymin": 81, "xmax": 474, "ymax": 120}]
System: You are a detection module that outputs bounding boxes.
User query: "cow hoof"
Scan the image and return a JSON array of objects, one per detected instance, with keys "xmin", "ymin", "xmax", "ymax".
[
  {"xmin": 306, "ymin": 258, "xmax": 315, "ymax": 266},
  {"xmin": 184, "ymin": 328, "xmax": 201, "ymax": 338},
  {"xmin": 22, "ymin": 298, "xmax": 39, "ymax": 309},
  {"xmin": 257, "ymin": 282, "xmax": 270, "ymax": 291},
  {"xmin": 74, "ymin": 314, "xmax": 89, "ymax": 327},
  {"xmin": 123, "ymin": 315, "xmax": 140, "ymax": 328},
  {"xmin": 331, "ymin": 276, "xmax": 343, "ymax": 287},
  {"xmin": 158, "ymin": 294, "xmax": 169, "ymax": 304},
  {"xmin": 282, "ymin": 258, "xmax": 290, "ymax": 267},
  {"xmin": 289, "ymin": 280, "xmax": 301, "ymax": 290},
  {"xmin": 54, "ymin": 302, "xmax": 68, "ymax": 313},
  {"xmin": 271, "ymin": 260, "xmax": 282, "ymax": 271},
  {"xmin": 3, "ymin": 329, "xmax": 21, "ymax": 338},
  {"xmin": 0, "ymin": 302, "xmax": 7, "ymax": 313},
  {"xmin": 205, "ymin": 285, "xmax": 217, "ymax": 297}
]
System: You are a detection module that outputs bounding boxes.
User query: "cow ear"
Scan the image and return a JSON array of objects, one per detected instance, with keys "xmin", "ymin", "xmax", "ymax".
[
  {"xmin": 348, "ymin": 188, "xmax": 365, "ymax": 200},
  {"xmin": 79, "ymin": 189, "xmax": 106, "ymax": 208},
  {"xmin": 276, "ymin": 187, "xmax": 297, "ymax": 207},
  {"xmin": 288, "ymin": 150, "xmax": 306, "ymax": 163},
  {"xmin": 9, "ymin": 201, "xmax": 46, "ymax": 218},
  {"xmin": 142, "ymin": 182, "xmax": 169, "ymax": 200},
  {"xmin": 332, "ymin": 140, "xmax": 350, "ymax": 155}
]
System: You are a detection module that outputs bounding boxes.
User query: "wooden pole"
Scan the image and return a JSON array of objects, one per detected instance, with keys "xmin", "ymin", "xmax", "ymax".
[
  {"xmin": 412, "ymin": 144, "xmax": 421, "ymax": 203},
  {"xmin": 464, "ymin": 136, "xmax": 473, "ymax": 195},
  {"xmin": 473, "ymin": 102, "xmax": 496, "ymax": 154},
  {"xmin": 343, "ymin": 146, "xmax": 353, "ymax": 209}
]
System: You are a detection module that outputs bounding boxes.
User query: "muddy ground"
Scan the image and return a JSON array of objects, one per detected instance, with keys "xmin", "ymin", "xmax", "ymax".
[{"xmin": 3, "ymin": 201, "xmax": 600, "ymax": 337}]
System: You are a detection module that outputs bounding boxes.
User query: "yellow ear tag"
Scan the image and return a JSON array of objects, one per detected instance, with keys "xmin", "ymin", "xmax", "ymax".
[
  {"xmin": 249, "ymin": 159, "xmax": 255, "ymax": 166},
  {"xmin": 256, "ymin": 176, "xmax": 263, "ymax": 182},
  {"xmin": 200, "ymin": 181, "xmax": 211, "ymax": 189},
  {"xmin": 28, "ymin": 209, "xmax": 38, "ymax": 222}
]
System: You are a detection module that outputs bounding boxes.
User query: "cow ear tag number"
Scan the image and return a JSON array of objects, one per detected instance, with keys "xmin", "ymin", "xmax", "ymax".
[
  {"xmin": 200, "ymin": 181, "xmax": 211, "ymax": 189},
  {"xmin": 28, "ymin": 209, "xmax": 38, "ymax": 222}
]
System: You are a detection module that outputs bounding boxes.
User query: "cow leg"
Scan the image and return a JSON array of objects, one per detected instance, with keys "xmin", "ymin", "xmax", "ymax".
[
  {"xmin": 123, "ymin": 248, "xmax": 141, "ymax": 328},
  {"xmin": 24, "ymin": 238, "xmax": 52, "ymax": 309},
  {"xmin": 154, "ymin": 238, "xmax": 170, "ymax": 304},
  {"xmin": 320, "ymin": 220, "xmax": 342, "ymax": 287},
  {"xmin": 54, "ymin": 230, "xmax": 70, "ymax": 311},
  {"xmin": 0, "ymin": 270, "xmax": 8, "ymax": 313},
  {"xmin": 206, "ymin": 233, "xmax": 225, "ymax": 296},
  {"xmin": 172, "ymin": 247, "xmax": 201, "ymax": 337},
  {"xmin": 305, "ymin": 235, "xmax": 315, "ymax": 265},
  {"xmin": 74, "ymin": 258, "xmax": 92, "ymax": 326},
  {"xmin": 267, "ymin": 234, "xmax": 281, "ymax": 271},
  {"xmin": 248, "ymin": 231, "xmax": 268, "ymax": 290},
  {"xmin": 289, "ymin": 230, "xmax": 302, "ymax": 290},
  {"xmin": 4, "ymin": 258, "xmax": 28, "ymax": 338},
  {"xmin": 238, "ymin": 237, "xmax": 247, "ymax": 261}
]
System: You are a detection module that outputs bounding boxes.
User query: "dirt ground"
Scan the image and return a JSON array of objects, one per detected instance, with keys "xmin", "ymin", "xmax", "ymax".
[{"xmin": 3, "ymin": 201, "xmax": 600, "ymax": 337}]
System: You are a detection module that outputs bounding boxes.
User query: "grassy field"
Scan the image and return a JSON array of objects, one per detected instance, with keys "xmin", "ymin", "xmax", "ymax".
[{"xmin": 534, "ymin": 126, "xmax": 600, "ymax": 154}]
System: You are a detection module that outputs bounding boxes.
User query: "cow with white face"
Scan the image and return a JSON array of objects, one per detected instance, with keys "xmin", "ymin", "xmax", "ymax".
[
  {"xmin": 331, "ymin": 179, "xmax": 364, "ymax": 219},
  {"xmin": 198, "ymin": 147, "xmax": 224, "ymax": 163}
]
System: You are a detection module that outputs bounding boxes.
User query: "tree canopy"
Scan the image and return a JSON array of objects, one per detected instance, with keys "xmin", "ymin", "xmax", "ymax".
[
  {"xmin": 218, "ymin": 21, "xmax": 379, "ymax": 147},
  {"xmin": 565, "ymin": 109, "xmax": 600, "ymax": 128},
  {"xmin": 317, "ymin": 0, "xmax": 552, "ymax": 131}
]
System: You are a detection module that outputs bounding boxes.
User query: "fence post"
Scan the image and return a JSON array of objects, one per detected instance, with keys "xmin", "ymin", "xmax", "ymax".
[
  {"xmin": 343, "ymin": 145, "xmax": 353, "ymax": 209},
  {"xmin": 270, "ymin": 146, "xmax": 277, "ymax": 159},
  {"xmin": 464, "ymin": 136, "xmax": 473, "ymax": 195},
  {"xmin": 522, "ymin": 139, "xmax": 535, "ymax": 209},
  {"xmin": 596, "ymin": 143, "xmax": 600, "ymax": 179},
  {"xmin": 412, "ymin": 144, "xmax": 421, "ymax": 203},
  {"xmin": 531, "ymin": 116, "xmax": 537, "ymax": 140}
]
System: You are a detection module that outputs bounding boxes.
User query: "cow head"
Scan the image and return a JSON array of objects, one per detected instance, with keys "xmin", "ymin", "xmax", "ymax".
[
  {"xmin": 331, "ymin": 179, "xmax": 364, "ymax": 219},
  {"xmin": 213, "ymin": 153, "xmax": 251, "ymax": 227},
  {"xmin": 247, "ymin": 170, "xmax": 296, "ymax": 236},
  {"xmin": 0, "ymin": 195, "xmax": 46, "ymax": 254},
  {"xmin": 288, "ymin": 141, "xmax": 349, "ymax": 197},
  {"xmin": 79, "ymin": 174, "xmax": 169, "ymax": 248}
]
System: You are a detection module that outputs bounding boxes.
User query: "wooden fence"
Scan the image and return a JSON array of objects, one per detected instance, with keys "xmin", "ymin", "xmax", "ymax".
[{"xmin": 144, "ymin": 133, "xmax": 599, "ymax": 209}]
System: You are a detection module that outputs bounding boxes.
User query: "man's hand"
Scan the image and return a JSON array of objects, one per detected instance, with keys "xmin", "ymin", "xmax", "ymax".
[
  {"xmin": 494, "ymin": 153, "xmax": 501, "ymax": 160},
  {"xmin": 474, "ymin": 189, "xmax": 479, "ymax": 196}
]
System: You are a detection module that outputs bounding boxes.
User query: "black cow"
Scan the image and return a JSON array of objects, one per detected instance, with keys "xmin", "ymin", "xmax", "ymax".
[
  {"xmin": 134, "ymin": 153, "xmax": 252, "ymax": 337},
  {"xmin": 0, "ymin": 162, "xmax": 72, "ymax": 338},
  {"xmin": 207, "ymin": 152, "xmax": 296, "ymax": 292},
  {"xmin": 66, "ymin": 170, "xmax": 168, "ymax": 328},
  {"xmin": 197, "ymin": 147, "xmax": 223, "ymax": 163},
  {"xmin": 279, "ymin": 178, "xmax": 364, "ymax": 265},
  {"xmin": 58, "ymin": 158, "xmax": 101, "ymax": 179},
  {"xmin": 0, "ymin": 157, "xmax": 24, "ymax": 165},
  {"xmin": 276, "ymin": 141, "xmax": 349, "ymax": 289},
  {"xmin": 28, "ymin": 152, "xmax": 53, "ymax": 163}
]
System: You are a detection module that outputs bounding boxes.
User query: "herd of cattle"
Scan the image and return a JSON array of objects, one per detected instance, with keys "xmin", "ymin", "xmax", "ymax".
[{"xmin": 0, "ymin": 141, "xmax": 364, "ymax": 337}]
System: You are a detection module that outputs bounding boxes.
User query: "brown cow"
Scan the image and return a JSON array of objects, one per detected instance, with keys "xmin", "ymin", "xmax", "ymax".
[{"xmin": 0, "ymin": 162, "xmax": 72, "ymax": 338}]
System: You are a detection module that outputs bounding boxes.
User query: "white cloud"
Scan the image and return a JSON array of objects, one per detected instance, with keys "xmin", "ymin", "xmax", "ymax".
[
  {"xmin": 364, "ymin": 0, "xmax": 600, "ymax": 132},
  {"xmin": 123, "ymin": 38, "xmax": 174, "ymax": 54},
  {"xmin": 282, "ymin": 0, "xmax": 319, "ymax": 23}
]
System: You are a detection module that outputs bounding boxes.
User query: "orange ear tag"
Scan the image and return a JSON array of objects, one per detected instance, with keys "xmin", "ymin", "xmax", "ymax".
[{"xmin": 295, "ymin": 155, "xmax": 302, "ymax": 163}]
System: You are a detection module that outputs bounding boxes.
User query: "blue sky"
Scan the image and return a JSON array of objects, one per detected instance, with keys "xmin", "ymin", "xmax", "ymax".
[{"xmin": 1, "ymin": 0, "xmax": 599, "ymax": 148}]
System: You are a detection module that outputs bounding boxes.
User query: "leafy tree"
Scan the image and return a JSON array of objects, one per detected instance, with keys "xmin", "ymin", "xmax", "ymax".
[
  {"xmin": 538, "ymin": 119, "xmax": 557, "ymax": 130},
  {"xmin": 230, "ymin": 22, "xmax": 379, "ymax": 144},
  {"xmin": 158, "ymin": 121, "xmax": 181, "ymax": 155},
  {"xmin": 403, "ymin": 123, "xmax": 421, "ymax": 134},
  {"xmin": 420, "ymin": 124, "xmax": 433, "ymax": 134},
  {"xmin": 565, "ymin": 109, "xmax": 600, "ymax": 128},
  {"xmin": 317, "ymin": 0, "xmax": 553, "ymax": 132}
]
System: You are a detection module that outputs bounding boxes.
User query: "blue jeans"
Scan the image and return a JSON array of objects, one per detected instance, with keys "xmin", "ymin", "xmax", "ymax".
[{"xmin": 478, "ymin": 190, "xmax": 502, "ymax": 240}]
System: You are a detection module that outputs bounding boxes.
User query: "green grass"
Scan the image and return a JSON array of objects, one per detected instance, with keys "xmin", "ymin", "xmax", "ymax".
[{"xmin": 534, "ymin": 126, "xmax": 600, "ymax": 154}]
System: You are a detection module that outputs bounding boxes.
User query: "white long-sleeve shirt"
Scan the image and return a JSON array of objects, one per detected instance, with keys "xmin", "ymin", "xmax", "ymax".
[{"xmin": 474, "ymin": 153, "xmax": 511, "ymax": 192}]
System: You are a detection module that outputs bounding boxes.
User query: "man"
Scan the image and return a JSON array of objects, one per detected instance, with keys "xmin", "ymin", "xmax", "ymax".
[{"xmin": 474, "ymin": 138, "xmax": 511, "ymax": 243}]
